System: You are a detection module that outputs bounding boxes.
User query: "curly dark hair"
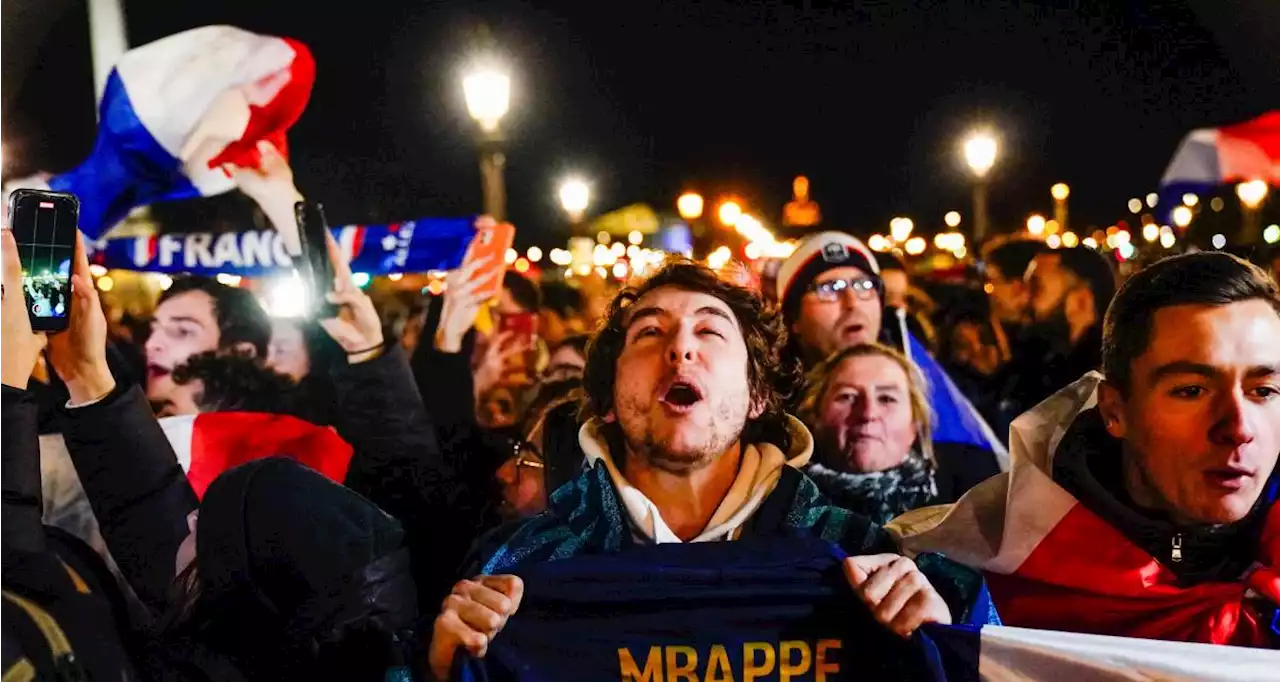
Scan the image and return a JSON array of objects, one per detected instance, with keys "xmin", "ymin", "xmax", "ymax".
[
  {"xmin": 580, "ymin": 259, "xmax": 802, "ymax": 450},
  {"xmin": 172, "ymin": 351, "xmax": 300, "ymax": 414}
]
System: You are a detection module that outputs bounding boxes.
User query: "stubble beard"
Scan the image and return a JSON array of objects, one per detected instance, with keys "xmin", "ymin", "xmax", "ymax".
[{"xmin": 619, "ymin": 394, "xmax": 749, "ymax": 475}]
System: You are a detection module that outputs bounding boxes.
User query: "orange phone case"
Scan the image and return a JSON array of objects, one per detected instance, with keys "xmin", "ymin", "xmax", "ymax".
[{"xmin": 461, "ymin": 218, "xmax": 516, "ymax": 302}]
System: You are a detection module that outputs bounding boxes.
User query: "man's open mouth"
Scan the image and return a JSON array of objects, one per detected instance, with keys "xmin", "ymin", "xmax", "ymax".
[
  {"xmin": 147, "ymin": 364, "xmax": 171, "ymax": 382},
  {"xmin": 660, "ymin": 378, "xmax": 704, "ymax": 412}
]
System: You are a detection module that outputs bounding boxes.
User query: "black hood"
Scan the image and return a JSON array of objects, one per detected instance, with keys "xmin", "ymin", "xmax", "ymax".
[
  {"xmin": 1052, "ymin": 408, "xmax": 1274, "ymax": 586},
  {"xmin": 197, "ymin": 458, "xmax": 417, "ymax": 644}
]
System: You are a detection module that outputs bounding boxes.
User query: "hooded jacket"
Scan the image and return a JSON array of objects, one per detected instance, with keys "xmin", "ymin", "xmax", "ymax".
[
  {"xmin": 159, "ymin": 458, "xmax": 419, "ymax": 681},
  {"xmin": 890, "ymin": 373, "xmax": 1280, "ymax": 647}
]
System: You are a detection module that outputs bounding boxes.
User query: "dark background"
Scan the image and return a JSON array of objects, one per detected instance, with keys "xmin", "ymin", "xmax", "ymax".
[{"xmin": 3, "ymin": 0, "xmax": 1277, "ymax": 249}]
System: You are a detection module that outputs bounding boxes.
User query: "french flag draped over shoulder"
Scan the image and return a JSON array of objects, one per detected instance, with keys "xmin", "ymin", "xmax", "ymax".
[
  {"xmin": 159, "ymin": 411, "xmax": 352, "ymax": 497},
  {"xmin": 1159, "ymin": 111, "xmax": 1280, "ymax": 211},
  {"xmin": 46, "ymin": 26, "xmax": 315, "ymax": 239},
  {"xmin": 889, "ymin": 373, "xmax": 1280, "ymax": 650}
]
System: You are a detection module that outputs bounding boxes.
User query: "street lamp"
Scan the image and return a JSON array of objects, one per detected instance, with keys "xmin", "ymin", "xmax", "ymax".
[
  {"xmin": 1051, "ymin": 183, "xmax": 1070, "ymax": 233},
  {"xmin": 889, "ymin": 217, "xmax": 914, "ymax": 244},
  {"xmin": 1236, "ymin": 180, "xmax": 1270, "ymax": 244},
  {"xmin": 717, "ymin": 200, "xmax": 743, "ymax": 227},
  {"xmin": 462, "ymin": 61, "xmax": 511, "ymax": 220},
  {"xmin": 962, "ymin": 131, "xmax": 998, "ymax": 244},
  {"xmin": 944, "ymin": 211, "xmax": 962, "ymax": 228},
  {"xmin": 558, "ymin": 177, "xmax": 591, "ymax": 225},
  {"xmin": 677, "ymin": 192, "xmax": 705, "ymax": 220}
]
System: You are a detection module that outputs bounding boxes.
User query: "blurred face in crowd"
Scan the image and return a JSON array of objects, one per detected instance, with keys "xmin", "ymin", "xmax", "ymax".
[
  {"xmin": 793, "ymin": 266, "xmax": 883, "ymax": 361},
  {"xmin": 154, "ymin": 379, "xmax": 204, "ymax": 418},
  {"xmin": 1099, "ymin": 300, "xmax": 1280, "ymax": 525},
  {"xmin": 495, "ymin": 419, "xmax": 549, "ymax": 518},
  {"xmin": 544, "ymin": 344, "xmax": 586, "ymax": 383},
  {"xmin": 814, "ymin": 354, "xmax": 918, "ymax": 473},
  {"xmin": 985, "ymin": 263, "xmax": 1031, "ymax": 325},
  {"xmin": 881, "ymin": 269, "xmax": 909, "ymax": 310},
  {"xmin": 478, "ymin": 385, "xmax": 521, "ymax": 430},
  {"xmin": 267, "ymin": 320, "xmax": 311, "ymax": 382},
  {"xmin": 610, "ymin": 286, "xmax": 757, "ymax": 473},
  {"xmin": 146, "ymin": 291, "xmax": 221, "ymax": 402},
  {"xmin": 950, "ymin": 320, "xmax": 1004, "ymax": 376}
]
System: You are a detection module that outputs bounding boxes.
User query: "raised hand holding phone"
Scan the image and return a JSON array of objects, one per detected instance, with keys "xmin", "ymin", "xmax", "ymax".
[
  {"xmin": 0, "ymin": 229, "xmax": 47, "ymax": 390},
  {"xmin": 436, "ymin": 256, "xmax": 501, "ymax": 354},
  {"xmin": 317, "ymin": 231, "xmax": 384, "ymax": 364},
  {"xmin": 45, "ymin": 232, "xmax": 115, "ymax": 404}
]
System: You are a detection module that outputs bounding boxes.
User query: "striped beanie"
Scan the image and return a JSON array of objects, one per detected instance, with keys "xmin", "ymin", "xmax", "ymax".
[{"xmin": 776, "ymin": 231, "xmax": 882, "ymax": 322}]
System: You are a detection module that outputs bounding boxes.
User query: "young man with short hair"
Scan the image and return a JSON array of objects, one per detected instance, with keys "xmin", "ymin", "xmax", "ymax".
[
  {"xmin": 896, "ymin": 251, "xmax": 1280, "ymax": 647},
  {"xmin": 427, "ymin": 261, "xmax": 980, "ymax": 679}
]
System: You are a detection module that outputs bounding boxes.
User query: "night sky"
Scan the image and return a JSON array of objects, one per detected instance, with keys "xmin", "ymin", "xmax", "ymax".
[{"xmin": 3, "ymin": 0, "xmax": 1277, "ymax": 249}]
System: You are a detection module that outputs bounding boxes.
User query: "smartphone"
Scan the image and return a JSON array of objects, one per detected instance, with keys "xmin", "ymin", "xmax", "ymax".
[
  {"xmin": 8, "ymin": 189, "xmax": 79, "ymax": 332},
  {"xmin": 499, "ymin": 311, "xmax": 537, "ymax": 344},
  {"xmin": 461, "ymin": 218, "xmax": 516, "ymax": 303},
  {"xmin": 294, "ymin": 201, "xmax": 338, "ymax": 318}
]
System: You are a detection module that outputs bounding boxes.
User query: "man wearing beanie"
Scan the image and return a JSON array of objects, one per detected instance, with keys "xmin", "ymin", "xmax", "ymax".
[
  {"xmin": 777, "ymin": 232, "xmax": 886, "ymax": 365},
  {"xmin": 777, "ymin": 232, "xmax": 1008, "ymax": 464}
]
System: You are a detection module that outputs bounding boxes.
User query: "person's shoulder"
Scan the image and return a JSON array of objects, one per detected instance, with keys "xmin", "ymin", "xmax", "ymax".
[{"xmin": 932, "ymin": 442, "xmax": 1002, "ymax": 491}]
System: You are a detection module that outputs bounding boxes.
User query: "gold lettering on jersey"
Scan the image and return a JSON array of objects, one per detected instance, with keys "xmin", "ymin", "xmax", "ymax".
[{"xmin": 617, "ymin": 640, "xmax": 842, "ymax": 682}]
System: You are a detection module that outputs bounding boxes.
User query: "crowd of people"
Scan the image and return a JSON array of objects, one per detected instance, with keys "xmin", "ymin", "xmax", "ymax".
[{"xmin": 4, "ymin": 210, "xmax": 1279, "ymax": 679}]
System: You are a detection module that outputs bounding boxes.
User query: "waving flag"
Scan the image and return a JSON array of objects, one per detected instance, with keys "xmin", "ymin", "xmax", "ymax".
[
  {"xmin": 44, "ymin": 26, "xmax": 315, "ymax": 238},
  {"xmin": 1159, "ymin": 111, "xmax": 1280, "ymax": 211},
  {"xmin": 89, "ymin": 217, "xmax": 476, "ymax": 276},
  {"xmin": 890, "ymin": 373, "xmax": 1280, "ymax": 648},
  {"xmin": 904, "ymin": 330, "xmax": 1009, "ymax": 470}
]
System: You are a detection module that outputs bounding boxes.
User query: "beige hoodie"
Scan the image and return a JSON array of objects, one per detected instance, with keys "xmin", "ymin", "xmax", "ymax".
[{"xmin": 578, "ymin": 415, "xmax": 813, "ymax": 543}]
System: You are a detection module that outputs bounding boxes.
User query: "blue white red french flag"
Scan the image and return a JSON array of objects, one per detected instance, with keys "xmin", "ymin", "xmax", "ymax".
[{"xmin": 45, "ymin": 26, "xmax": 315, "ymax": 239}]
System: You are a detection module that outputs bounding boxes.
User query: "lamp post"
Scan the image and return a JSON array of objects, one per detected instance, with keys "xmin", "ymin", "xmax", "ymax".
[
  {"xmin": 962, "ymin": 131, "xmax": 998, "ymax": 245},
  {"xmin": 558, "ymin": 177, "xmax": 591, "ymax": 233},
  {"xmin": 463, "ymin": 62, "xmax": 511, "ymax": 221},
  {"xmin": 1051, "ymin": 183, "xmax": 1070, "ymax": 234},
  {"xmin": 1236, "ymin": 180, "xmax": 1270, "ymax": 244}
]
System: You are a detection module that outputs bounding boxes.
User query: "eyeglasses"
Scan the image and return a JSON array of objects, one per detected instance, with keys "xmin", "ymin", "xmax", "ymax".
[
  {"xmin": 807, "ymin": 277, "xmax": 877, "ymax": 302},
  {"xmin": 511, "ymin": 439, "xmax": 546, "ymax": 480}
]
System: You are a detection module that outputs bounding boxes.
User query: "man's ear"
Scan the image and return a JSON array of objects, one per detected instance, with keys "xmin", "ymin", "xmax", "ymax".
[
  {"xmin": 1065, "ymin": 286, "xmax": 1097, "ymax": 328},
  {"xmin": 1096, "ymin": 379, "xmax": 1128, "ymax": 439}
]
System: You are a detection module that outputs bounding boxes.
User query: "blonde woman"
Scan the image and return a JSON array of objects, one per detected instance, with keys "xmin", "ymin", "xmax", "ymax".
[{"xmin": 799, "ymin": 343, "xmax": 1000, "ymax": 524}]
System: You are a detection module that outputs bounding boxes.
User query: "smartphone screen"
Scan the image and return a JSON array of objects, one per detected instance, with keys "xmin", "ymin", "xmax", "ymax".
[
  {"xmin": 499, "ymin": 311, "xmax": 537, "ymax": 343},
  {"xmin": 8, "ymin": 190, "xmax": 79, "ymax": 332},
  {"xmin": 294, "ymin": 201, "xmax": 338, "ymax": 318}
]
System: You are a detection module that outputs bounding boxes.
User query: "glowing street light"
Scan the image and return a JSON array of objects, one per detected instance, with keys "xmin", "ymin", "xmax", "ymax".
[
  {"xmin": 717, "ymin": 200, "xmax": 743, "ymax": 227},
  {"xmin": 944, "ymin": 211, "xmax": 962, "ymax": 228},
  {"xmin": 1128, "ymin": 198, "xmax": 1143, "ymax": 214},
  {"xmin": 1026, "ymin": 214, "xmax": 1046, "ymax": 236},
  {"xmin": 1172, "ymin": 205, "xmax": 1194, "ymax": 229},
  {"xmin": 558, "ymin": 177, "xmax": 591, "ymax": 224},
  {"xmin": 963, "ymin": 132, "xmax": 998, "ymax": 178},
  {"xmin": 462, "ymin": 64, "xmax": 511, "ymax": 133},
  {"xmin": 1237, "ymin": 180, "xmax": 1270, "ymax": 243},
  {"xmin": 677, "ymin": 192, "xmax": 705, "ymax": 220},
  {"xmin": 889, "ymin": 217, "xmax": 914, "ymax": 243},
  {"xmin": 1051, "ymin": 183, "xmax": 1070, "ymax": 232},
  {"xmin": 1182, "ymin": 193, "xmax": 1199, "ymax": 207},
  {"xmin": 462, "ymin": 59, "xmax": 512, "ymax": 220},
  {"xmin": 962, "ymin": 130, "xmax": 999, "ymax": 244}
]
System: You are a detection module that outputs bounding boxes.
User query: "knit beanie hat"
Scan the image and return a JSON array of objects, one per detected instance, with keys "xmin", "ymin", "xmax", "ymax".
[{"xmin": 776, "ymin": 232, "xmax": 882, "ymax": 323}]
